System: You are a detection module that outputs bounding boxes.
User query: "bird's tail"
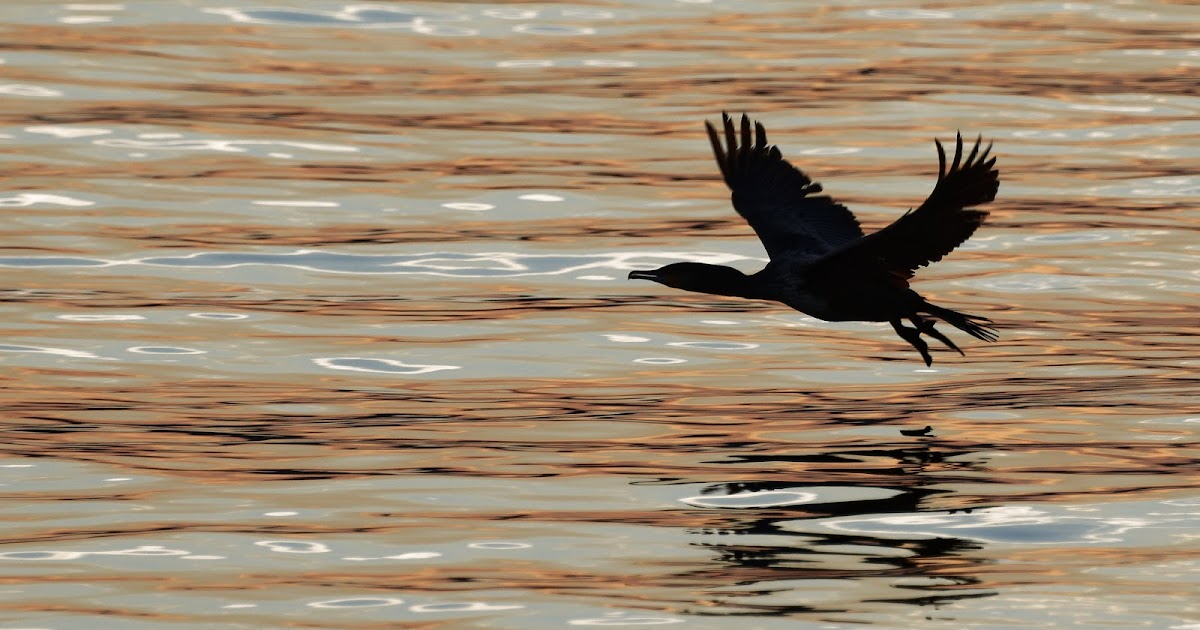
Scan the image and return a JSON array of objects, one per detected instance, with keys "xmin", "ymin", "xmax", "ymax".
[{"xmin": 923, "ymin": 303, "xmax": 998, "ymax": 342}]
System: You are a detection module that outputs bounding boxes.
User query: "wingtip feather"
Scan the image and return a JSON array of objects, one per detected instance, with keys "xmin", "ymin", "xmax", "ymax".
[
  {"xmin": 723, "ymin": 113, "xmax": 737, "ymax": 171},
  {"xmin": 951, "ymin": 132, "xmax": 964, "ymax": 172},
  {"xmin": 964, "ymin": 135, "xmax": 982, "ymax": 167},
  {"xmin": 934, "ymin": 138, "xmax": 947, "ymax": 182},
  {"xmin": 978, "ymin": 141, "xmax": 993, "ymax": 166},
  {"xmin": 706, "ymin": 119, "xmax": 729, "ymax": 182}
]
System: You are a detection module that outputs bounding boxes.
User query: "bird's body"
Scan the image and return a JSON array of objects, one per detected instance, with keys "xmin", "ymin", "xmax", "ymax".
[{"xmin": 628, "ymin": 113, "xmax": 999, "ymax": 365}]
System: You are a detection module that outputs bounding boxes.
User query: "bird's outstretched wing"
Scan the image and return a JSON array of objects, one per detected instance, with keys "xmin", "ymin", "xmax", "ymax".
[
  {"xmin": 813, "ymin": 133, "xmax": 998, "ymax": 279},
  {"xmin": 706, "ymin": 113, "xmax": 864, "ymax": 262}
]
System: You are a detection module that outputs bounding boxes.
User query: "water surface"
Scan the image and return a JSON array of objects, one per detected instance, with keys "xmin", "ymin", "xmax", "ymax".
[{"xmin": 1, "ymin": 1, "xmax": 1198, "ymax": 628}]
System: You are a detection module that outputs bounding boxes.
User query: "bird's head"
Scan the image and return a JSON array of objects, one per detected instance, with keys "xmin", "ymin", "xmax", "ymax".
[{"xmin": 627, "ymin": 262, "xmax": 749, "ymax": 294}]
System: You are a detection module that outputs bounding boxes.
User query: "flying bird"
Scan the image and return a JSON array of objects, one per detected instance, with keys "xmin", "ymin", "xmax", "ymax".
[{"xmin": 628, "ymin": 113, "xmax": 999, "ymax": 365}]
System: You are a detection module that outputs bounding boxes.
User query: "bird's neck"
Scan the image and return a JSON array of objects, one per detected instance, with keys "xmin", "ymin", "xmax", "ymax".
[{"xmin": 691, "ymin": 265, "xmax": 775, "ymax": 301}]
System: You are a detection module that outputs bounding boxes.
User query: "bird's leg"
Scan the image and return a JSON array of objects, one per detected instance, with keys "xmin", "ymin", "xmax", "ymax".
[
  {"xmin": 909, "ymin": 314, "xmax": 963, "ymax": 356},
  {"xmin": 891, "ymin": 319, "xmax": 932, "ymax": 366}
]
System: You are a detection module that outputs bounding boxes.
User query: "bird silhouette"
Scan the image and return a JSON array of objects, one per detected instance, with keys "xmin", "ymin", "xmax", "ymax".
[{"xmin": 628, "ymin": 113, "xmax": 999, "ymax": 365}]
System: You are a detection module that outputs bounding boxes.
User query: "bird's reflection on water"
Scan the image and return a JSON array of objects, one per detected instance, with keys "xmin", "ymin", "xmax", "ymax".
[{"xmin": 2, "ymin": 353, "xmax": 1197, "ymax": 627}]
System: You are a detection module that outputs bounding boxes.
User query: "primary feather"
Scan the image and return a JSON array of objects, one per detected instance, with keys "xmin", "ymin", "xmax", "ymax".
[{"xmin": 705, "ymin": 113, "xmax": 863, "ymax": 262}]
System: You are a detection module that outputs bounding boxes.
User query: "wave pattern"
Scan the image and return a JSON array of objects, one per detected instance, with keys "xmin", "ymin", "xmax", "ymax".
[{"xmin": 0, "ymin": 0, "xmax": 1197, "ymax": 628}]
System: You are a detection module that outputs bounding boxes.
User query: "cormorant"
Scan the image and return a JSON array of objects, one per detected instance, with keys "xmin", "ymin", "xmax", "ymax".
[{"xmin": 628, "ymin": 113, "xmax": 999, "ymax": 365}]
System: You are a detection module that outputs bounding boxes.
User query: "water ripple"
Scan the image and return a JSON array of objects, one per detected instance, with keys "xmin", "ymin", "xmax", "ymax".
[
  {"xmin": 313, "ymin": 357, "xmax": 461, "ymax": 375},
  {"xmin": 0, "ymin": 344, "xmax": 111, "ymax": 360},
  {"xmin": 787, "ymin": 503, "xmax": 1183, "ymax": 546},
  {"xmin": 0, "ymin": 250, "xmax": 758, "ymax": 277},
  {"xmin": 3, "ymin": 1, "xmax": 1199, "ymax": 627}
]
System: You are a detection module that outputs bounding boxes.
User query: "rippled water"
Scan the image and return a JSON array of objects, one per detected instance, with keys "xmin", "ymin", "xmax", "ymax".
[{"xmin": 1, "ymin": 1, "xmax": 1198, "ymax": 628}]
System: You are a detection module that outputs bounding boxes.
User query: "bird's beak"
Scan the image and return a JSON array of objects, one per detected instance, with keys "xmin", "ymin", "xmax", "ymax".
[{"xmin": 627, "ymin": 270, "xmax": 658, "ymax": 281}]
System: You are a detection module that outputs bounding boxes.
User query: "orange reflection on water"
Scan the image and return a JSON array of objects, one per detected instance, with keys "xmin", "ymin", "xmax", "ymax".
[{"xmin": 1, "ymin": 1, "xmax": 1198, "ymax": 626}]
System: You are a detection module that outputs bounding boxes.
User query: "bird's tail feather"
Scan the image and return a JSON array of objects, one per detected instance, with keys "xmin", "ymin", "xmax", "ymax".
[{"xmin": 924, "ymin": 303, "xmax": 998, "ymax": 342}]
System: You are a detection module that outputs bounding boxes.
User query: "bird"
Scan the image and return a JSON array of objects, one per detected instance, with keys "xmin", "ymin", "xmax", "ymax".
[{"xmin": 628, "ymin": 113, "xmax": 999, "ymax": 366}]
